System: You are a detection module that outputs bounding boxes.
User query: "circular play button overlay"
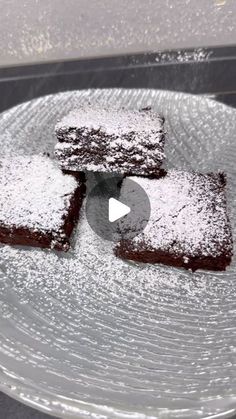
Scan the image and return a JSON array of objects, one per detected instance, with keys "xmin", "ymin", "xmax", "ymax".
[{"xmin": 85, "ymin": 175, "xmax": 151, "ymax": 242}]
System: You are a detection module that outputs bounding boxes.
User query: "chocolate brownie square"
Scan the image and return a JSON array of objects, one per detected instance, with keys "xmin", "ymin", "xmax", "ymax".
[
  {"xmin": 0, "ymin": 155, "xmax": 85, "ymax": 251},
  {"xmin": 115, "ymin": 170, "xmax": 233, "ymax": 271},
  {"xmin": 54, "ymin": 106, "xmax": 166, "ymax": 176}
]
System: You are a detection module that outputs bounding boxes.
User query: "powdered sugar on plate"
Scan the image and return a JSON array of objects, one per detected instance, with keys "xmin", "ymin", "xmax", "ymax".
[{"xmin": 0, "ymin": 90, "xmax": 236, "ymax": 419}]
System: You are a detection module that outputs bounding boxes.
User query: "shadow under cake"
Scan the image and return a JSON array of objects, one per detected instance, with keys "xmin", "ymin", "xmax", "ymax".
[
  {"xmin": 0, "ymin": 155, "xmax": 85, "ymax": 251},
  {"xmin": 115, "ymin": 170, "xmax": 233, "ymax": 271}
]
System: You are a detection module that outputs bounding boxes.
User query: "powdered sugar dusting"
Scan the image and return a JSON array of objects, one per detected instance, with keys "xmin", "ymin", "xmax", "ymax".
[
  {"xmin": 0, "ymin": 155, "xmax": 78, "ymax": 232},
  {"xmin": 0, "ymin": 90, "xmax": 236, "ymax": 419},
  {"xmin": 154, "ymin": 48, "xmax": 212, "ymax": 64},
  {"xmin": 120, "ymin": 170, "xmax": 233, "ymax": 258},
  {"xmin": 55, "ymin": 107, "xmax": 165, "ymax": 175},
  {"xmin": 55, "ymin": 106, "xmax": 164, "ymax": 137},
  {"xmin": 1, "ymin": 203, "xmax": 211, "ymax": 303},
  {"xmin": 54, "ymin": 144, "xmax": 165, "ymax": 174}
]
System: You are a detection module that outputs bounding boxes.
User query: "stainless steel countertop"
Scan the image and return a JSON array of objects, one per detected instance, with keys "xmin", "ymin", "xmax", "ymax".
[{"xmin": 0, "ymin": 0, "xmax": 236, "ymax": 67}]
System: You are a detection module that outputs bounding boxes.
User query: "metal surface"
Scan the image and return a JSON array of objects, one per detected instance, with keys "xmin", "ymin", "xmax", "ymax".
[
  {"xmin": 0, "ymin": 89, "xmax": 235, "ymax": 418},
  {"xmin": 0, "ymin": 46, "xmax": 236, "ymax": 114},
  {"xmin": 0, "ymin": 0, "xmax": 236, "ymax": 66}
]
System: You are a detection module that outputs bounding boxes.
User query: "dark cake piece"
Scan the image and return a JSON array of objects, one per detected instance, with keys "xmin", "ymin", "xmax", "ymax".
[
  {"xmin": 115, "ymin": 170, "xmax": 233, "ymax": 271},
  {"xmin": 54, "ymin": 106, "xmax": 166, "ymax": 175},
  {"xmin": 0, "ymin": 155, "xmax": 85, "ymax": 251}
]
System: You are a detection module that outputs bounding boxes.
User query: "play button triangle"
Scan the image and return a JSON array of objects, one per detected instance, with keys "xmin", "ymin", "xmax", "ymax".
[{"xmin": 108, "ymin": 198, "xmax": 130, "ymax": 223}]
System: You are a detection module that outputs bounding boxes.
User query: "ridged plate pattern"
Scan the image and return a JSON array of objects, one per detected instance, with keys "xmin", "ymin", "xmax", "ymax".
[{"xmin": 0, "ymin": 89, "xmax": 235, "ymax": 419}]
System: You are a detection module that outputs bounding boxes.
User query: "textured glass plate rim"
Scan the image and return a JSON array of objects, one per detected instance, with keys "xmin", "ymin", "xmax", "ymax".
[
  {"xmin": 0, "ymin": 369, "xmax": 236, "ymax": 419},
  {"xmin": 0, "ymin": 88, "xmax": 235, "ymax": 419}
]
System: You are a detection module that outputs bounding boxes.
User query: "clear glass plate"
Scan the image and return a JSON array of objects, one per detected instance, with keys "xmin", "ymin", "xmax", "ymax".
[{"xmin": 0, "ymin": 89, "xmax": 235, "ymax": 419}]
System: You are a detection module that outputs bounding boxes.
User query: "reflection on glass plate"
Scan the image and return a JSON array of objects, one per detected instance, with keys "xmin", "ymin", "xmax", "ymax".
[{"xmin": 0, "ymin": 89, "xmax": 235, "ymax": 419}]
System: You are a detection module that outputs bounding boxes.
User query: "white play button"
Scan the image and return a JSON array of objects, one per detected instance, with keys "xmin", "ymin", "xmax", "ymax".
[
  {"xmin": 86, "ymin": 176, "xmax": 150, "ymax": 241},
  {"xmin": 108, "ymin": 198, "xmax": 130, "ymax": 223}
]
